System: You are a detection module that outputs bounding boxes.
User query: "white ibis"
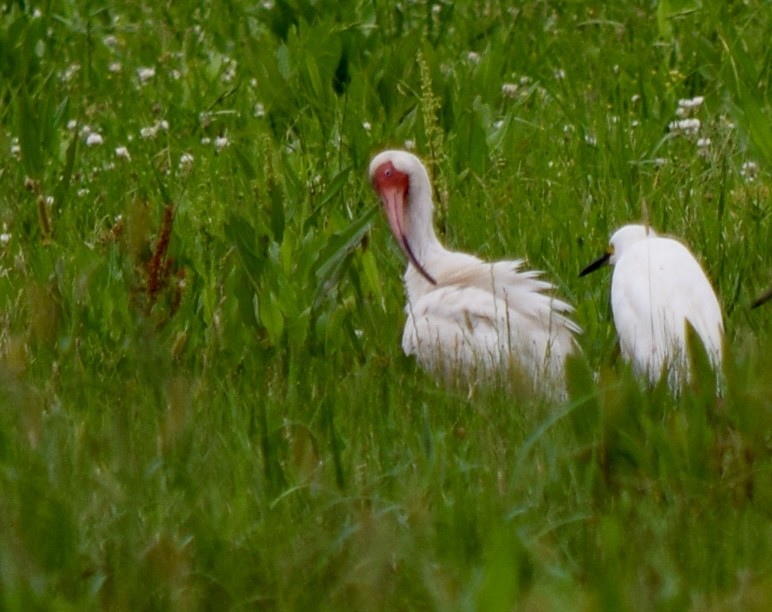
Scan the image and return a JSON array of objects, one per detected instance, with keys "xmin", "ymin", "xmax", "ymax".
[
  {"xmin": 580, "ymin": 224, "xmax": 724, "ymax": 390},
  {"xmin": 368, "ymin": 150, "xmax": 580, "ymax": 393}
]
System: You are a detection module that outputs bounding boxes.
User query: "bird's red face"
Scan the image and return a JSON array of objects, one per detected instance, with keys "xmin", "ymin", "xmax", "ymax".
[
  {"xmin": 371, "ymin": 161, "xmax": 436, "ymax": 285},
  {"xmin": 371, "ymin": 161, "xmax": 410, "ymax": 247}
]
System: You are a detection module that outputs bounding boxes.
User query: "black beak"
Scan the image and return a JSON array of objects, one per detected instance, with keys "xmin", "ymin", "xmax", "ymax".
[{"xmin": 579, "ymin": 252, "xmax": 611, "ymax": 277}]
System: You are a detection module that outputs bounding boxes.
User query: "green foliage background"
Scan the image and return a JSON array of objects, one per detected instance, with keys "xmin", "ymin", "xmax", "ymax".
[{"xmin": 0, "ymin": 0, "xmax": 769, "ymax": 609}]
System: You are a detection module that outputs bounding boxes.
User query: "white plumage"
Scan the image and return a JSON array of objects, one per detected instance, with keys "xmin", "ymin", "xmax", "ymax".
[
  {"xmin": 368, "ymin": 150, "xmax": 579, "ymax": 392},
  {"xmin": 580, "ymin": 224, "xmax": 724, "ymax": 390}
]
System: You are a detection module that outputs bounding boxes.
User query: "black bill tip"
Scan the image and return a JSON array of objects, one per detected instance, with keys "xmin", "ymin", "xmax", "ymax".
[{"xmin": 579, "ymin": 252, "xmax": 611, "ymax": 278}]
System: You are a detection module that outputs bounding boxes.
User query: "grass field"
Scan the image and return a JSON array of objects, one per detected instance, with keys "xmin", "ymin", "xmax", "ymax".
[{"xmin": 1, "ymin": 0, "xmax": 770, "ymax": 609}]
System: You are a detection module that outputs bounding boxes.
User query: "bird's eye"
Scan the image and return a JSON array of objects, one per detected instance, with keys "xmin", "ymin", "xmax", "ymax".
[{"xmin": 384, "ymin": 169, "xmax": 392, "ymax": 177}]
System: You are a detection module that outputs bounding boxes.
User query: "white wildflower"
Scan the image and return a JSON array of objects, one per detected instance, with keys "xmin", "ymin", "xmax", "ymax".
[
  {"xmin": 67, "ymin": 119, "xmax": 78, "ymax": 131},
  {"xmin": 214, "ymin": 135, "xmax": 230, "ymax": 151},
  {"xmin": 404, "ymin": 139, "xmax": 416, "ymax": 151},
  {"xmin": 654, "ymin": 157, "xmax": 667, "ymax": 167},
  {"xmin": 10, "ymin": 139, "xmax": 20, "ymax": 157},
  {"xmin": 669, "ymin": 118, "xmax": 700, "ymax": 136},
  {"xmin": 140, "ymin": 120, "xmax": 168, "ymax": 140},
  {"xmin": 554, "ymin": 68, "xmax": 566, "ymax": 80},
  {"xmin": 222, "ymin": 57, "xmax": 238, "ymax": 83},
  {"xmin": 115, "ymin": 146, "xmax": 131, "ymax": 161},
  {"xmin": 362, "ymin": 121, "xmax": 371, "ymax": 132},
  {"xmin": 696, "ymin": 137, "xmax": 711, "ymax": 148},
  {"xmin": 61, "ymin": 63, "xmax": 80, "ymax": 82},
  {"xmin": 0, "ymin": 232, "xmax": 10, "ymax": 247},
  {"xmin": 467, "ymin": 51, "xmax": 481, "ymax": 64},
  {"xmin": 179, "ymin": 152, "xmax": 195, "ymax": 171},
  {"xmin": 108, "ymin": 62, "xmax": 123, "ymax": 73},
  {"xmin": 77, "ymin": 188, "xmax": 90, "ymax": 197},
  {"xmin": 137, "ymin": 66, "xmax": 156, "ymax": 83},
  {"xmin": 631, "ymin": 120, "xmax": 640, "ymax": 128},
  {"xmin": 678, "ymin": 95, "xmax": 704, "ymax": 111},
  {"xmin": 254, "ymin": 103, "xmax": 266, "ymax": 118},
  {"xmin": 103, "ymin": 35, "xmax": 118, "ymax": 47},
  {"xmin": 502, "ymin": 83, "xmax": 518, "ymax": 98},
  {"xmin": 740, "ymin": 161, "xmax": 759, "ymax": 182},
  {"xmin": 584, "ymin": 134, "xmax": 597, "ymax": 147},
  {"xmin": 630, "ymin": 94, "xmax": 641, "ymax": 104},
  {"xmin": 140, "ymin": 126, "xmax": 157, "ymax": 139},
  {"xmin": 86, "ymin": 132, "xmax": 103, "ymax": 147}
]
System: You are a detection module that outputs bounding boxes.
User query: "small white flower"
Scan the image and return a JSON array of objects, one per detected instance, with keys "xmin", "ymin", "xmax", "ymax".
[
  {"xmin": 254, "ymin": 103, "xmax": 266, "ymax": 118},
  {"xmin": 404, "ymin": 139, "xmax": 416, "ymax": 151},
  {"xmin": 137, "ymin": 66, "xmax": 156, "ymax": 83},
  {"xmin": 115, "ymin": 146, "xmax": 131, "ymax": 161},
  {"xmin": 10, "ymin": 139, "xmax": 21, "ymax": 157},
  {"xmin": 86, "ymin": 132, "xmax": 103, "ymax": 146},
  {"xmin": 493, "ymin": 119, "xmax": 504, "ymax": 130},
  {"xmin": 214, "ymin": 135, "xmax": 230, "ymax": 151},
  {"xmin": 654, "ymin": 157, "xmax": 667, "ymax": 167},
  {"xmin": 678, "ymin": 95, "xmax": 704, "ymax": 110},
  {"xmin": 501, "ymin": 83, "xmax": 518, "ymax": 98},
  {"xmin": 67, "ymin": 119, "xmax": 78, "ymax": 131},
  {"xmin": 140, "ymin": 125, "xmax": 158, "ymax": 139},
  {"xmin": 519, "ymin": 75, "xmax": 532, "ymax": 85},
  {"xmin": 696, "ymin": 137, "xmax": 711, "ymax": 148},
  {"xmin": 362, "ymin": 121, "xmax": 371, "ymax": 132},
  {"xmin": 45, "ymin": 196, "xmax": 54, "ymax": 206},
  {"xmin": 0, "ymin": 231, "xmax": 11, "ymax": 247},
  {"xmin": 77, "ymin": 188, "xmax": 90, "ymax": 197},
  {"xmin": 584, "ymin": 134, "xmax": 597, "ymax": 147},
  {"xmin": 103, "ymin": 35, "xmax": 118, "ymax": 47},
  {"xmin": 740, "ymin": 161, "xmax": 759, "ymax": 182},
  {"xmin": 108, "ymin": 62, "xmax": 123, "ymax": 73},
  {"xmin": 158, "ymin": 119, "xmax": 169, "ymax": 131},
  {"xmin": 630, "ymin": 94, "xmax": 641, "ymax": 104},
  {"xmin": 61, "ymin": 63, "xmax": 80, "ymax": 82},
  {"xmin": 554, "ymin": 68, "xmax": 566, "ymax": 80},
  {"xmin": 179, "ymin": 152, "xmax": 195, "ymax": 171},
  {"xmin": 467, "ymin": 51, "xmax": 481, "ymax": 64},
  {"xmin": 170, "ymin": 69, "xmax": 181, "ymax": 80},
  {"xmin": 668, "ymin": 118, "xmax": 700, "ymax": 136},
  {"xmin": 631, "ymin": 120, "xmax": 640, "ymax": 128}
]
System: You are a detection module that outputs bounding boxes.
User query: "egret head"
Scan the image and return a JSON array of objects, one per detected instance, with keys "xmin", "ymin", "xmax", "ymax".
[{"xmin": 579, "ymin": 224, "xmax": 656, "ymax": 276}]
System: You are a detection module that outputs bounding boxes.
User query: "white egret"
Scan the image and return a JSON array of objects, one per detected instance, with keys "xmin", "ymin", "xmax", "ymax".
[
  {"xmin": 368, "ymin": 150, "xmax": 580, "ymax": 393},
  {"xmin": 580, "ymin": 224, "xmax": 724, "ymax": 390}
]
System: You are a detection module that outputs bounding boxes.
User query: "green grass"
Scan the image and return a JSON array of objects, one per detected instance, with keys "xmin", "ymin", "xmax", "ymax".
[{"xmin": 1, "ymin": 0, "xmax": 770, "ymax": 609}]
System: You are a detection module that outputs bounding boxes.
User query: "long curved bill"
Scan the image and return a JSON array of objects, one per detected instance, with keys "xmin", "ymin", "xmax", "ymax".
[
  {"xmin": 379, "ymin": 185, "xmax": 437, "ymax": 285},
  {"xmin": 579, "ymin": 251, "xmax": 611, "ymax": 277}
]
